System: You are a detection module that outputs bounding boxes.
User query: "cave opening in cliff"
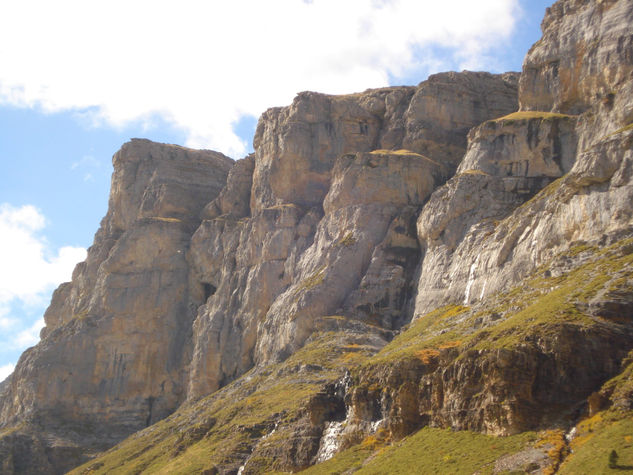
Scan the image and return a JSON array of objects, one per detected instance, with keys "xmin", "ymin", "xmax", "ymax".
[{"xmin": 203, "ymin": 283, "xmax": 217, "ymax": 300}]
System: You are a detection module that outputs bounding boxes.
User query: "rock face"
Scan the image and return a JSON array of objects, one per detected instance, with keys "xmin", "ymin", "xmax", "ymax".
[
  {"xmin": 187, "ymin": 72, "xmax": 519, "ymax": 400},
  {"xmin": 413, "ymin": 0, "xmax": 633, "ymax": 317},
  {"xmin": 0, "ymin": 71, "xmax": 520, "ymax": 473},
  {"xmin": 254, "ymin": 150, "xmax": 441, "ymax": 363},
  {"xmin": 251, "ymin": 72, "xmax": 518, "ymax": 212},
  {"xmin": 2, "ymin": 1, "xmax": 633, "ymax": 473},
  {"xmin": 519, "ymin": 0, "xmax": 633, "ymax": 119},
  {"xmin": 413, "ymin": 113, "xmax": 579, "ymax": 314},
  {"xmin": 0, "ymin": 140, "xmax": 232, "ymax": 473}
]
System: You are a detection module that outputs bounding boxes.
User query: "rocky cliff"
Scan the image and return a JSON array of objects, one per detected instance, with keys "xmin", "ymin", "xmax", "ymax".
[
  {"xmin": 187, "ymin": 71, "xmax": 519, "ymax": 400},
  {"xmin": 0, "ymin": 141, "xmax": 233, "ymax": 473},
  {"xmin": 1, "ymin": 0, "xmax": 633, "ymax": 474}
]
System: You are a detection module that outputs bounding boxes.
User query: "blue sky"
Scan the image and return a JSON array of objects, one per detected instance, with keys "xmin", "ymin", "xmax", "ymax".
[{"xmin": 0, "ymin": 0, "xmax": 553, "ymax": 380}]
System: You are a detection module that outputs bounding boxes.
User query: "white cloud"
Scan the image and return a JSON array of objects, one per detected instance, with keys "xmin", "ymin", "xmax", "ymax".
[
  {"xmin": 0, "ymin": 0, "xmax": 519, "ymax": 156},
  {"xmin": 70, "ymin": 155, "xmax": 100, "ymax": 171},
  {"xmin": 0, "ymin": 305, "xmax": 17, "ymax": 330},
  {"xmin": 0, "ymin": 204, "xmax": 86, "ymax": 307},
  {"xmin": 0, "ymin": 204, "xmax": 85, "ymax": 358},
  {"xmin": 0, "ymin": 363, "xmax": 14, "ymax": 382},
  {"xmin": 14, "ymin": 318, "xmax": 45, "ymax": 349}
]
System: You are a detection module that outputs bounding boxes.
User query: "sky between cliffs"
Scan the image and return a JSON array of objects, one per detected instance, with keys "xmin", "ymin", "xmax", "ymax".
[{"xmin": 0, "ymin": 0, "xmax": 553, "ymax": 381}]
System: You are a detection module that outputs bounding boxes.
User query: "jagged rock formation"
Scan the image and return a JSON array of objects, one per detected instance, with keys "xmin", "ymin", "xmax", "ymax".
[
  {"xmin": 187, "ymin": 72, "xmax": 519, "ymax": 400},
  {"xmin": 1, "ymin": 0, "xmax": 633, "ymax": 473},
  {"xmin": 414, "ymin": 0, "xmax": 633, "ymax": 317},
  {"xmin": 0, "ymin": 140, "xmax": 232, "ymax": 473}
]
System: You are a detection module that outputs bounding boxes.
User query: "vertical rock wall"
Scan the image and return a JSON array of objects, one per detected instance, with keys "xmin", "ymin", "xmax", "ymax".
[
  {"xmin": 0, "ymin": 140, "xmax": 232, "ymax": 471},
  {"xmin": 2, "ymin": 2, "xmax": 633, "ymax": 472},
  {"xmin": 0, "ymin": 70, "xmax": 520, "ymax": 473},
  {"xmin": 413, "ymin": 0, "xmax": 633, "ymax": 317},
  {"xmin": 187, "ymin": 72, "xmax": 520, "ymax": 399}
]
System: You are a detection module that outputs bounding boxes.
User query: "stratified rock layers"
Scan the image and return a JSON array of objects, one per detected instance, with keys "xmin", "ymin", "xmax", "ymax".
[
  {"xmin": 414, "ymin": 0, "xmax": 633, "ymax": 317},
  {"xmin": 0, "ymin": 71, "xmax": 520, "ymax": 474},
  {"xmin": 1, "ymin": 1, "xmax": 633, "ymax": 473},
  {"xmin": 188, "ymin": 72, "xmax": 520, "ymax": 399},
  {"xmin": 0, "ymin": 140, "xmax": 232, "ymax": 472}
]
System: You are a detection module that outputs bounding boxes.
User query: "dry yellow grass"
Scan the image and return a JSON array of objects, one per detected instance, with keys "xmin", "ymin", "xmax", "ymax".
[{"xmin": 493, "ymin": 111, "xmax": 575, "ymax": 122}]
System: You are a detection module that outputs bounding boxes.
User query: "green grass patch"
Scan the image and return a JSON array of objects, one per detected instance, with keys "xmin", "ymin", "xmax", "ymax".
[
  {"xmin": 469, "ymin": 246, "xmax": 632, "ymax": 351},
  {"xmin": 303, "ymin": 427, "xmax": 537, "ymax": 475},
  {"xmin": 301, "ymin": 444, "xmax": 374, "ymax": 474},
  {"xmin": 335, "ymin": 232, "xmax": 357, "ymax": 247},
  {"xmin": 148, "ymin": 216, "xmax": 182, "ymax": 223},
  {"xmin": 369, "ymin": 149, "xmax": 440, "ymax": 164},
  {"xmin": 560, "ymin": 415, "xmax": 633, "ymax": 474},
  {"xmin": 71, "ymin": 309, "xmax": 89, "ymax": 321},
  {"xmin": 370, "ymin": 148, "xmax": 423, "ymax": 157},
  {"xmin": 603, "ymin": 122, "xmax": 633, "ymax": 140},
  {"xmin": 367, "ymin": 237, "xmax": 633, "ymax": 366},
  {"xmin": 264, "ymin": 203, "xmax": 301, "ymax": 211},
  {"xmin": 367, "ymin": 305, "xmax": 469, "ymax": 365},
  {"xmin": 70, "ymin": 332, "xmax": 375, "ymax": 475},
  {"xmin": 458, "ymin": 169, "xmax": 490, "ymax": 176},
  {"xmin": 0, "ymin": 423, "xmax": 24, "ymax": 438},
  {"xmin": 295, "ymin": 266, "xmax": 326, "ymax": 294},
  {"xmin": 284, "ymin": 331, "xmax": 378, "ymax": 371},
  {"xmin": 564, "ymin": 242, "xmax": 595, "ymax": 257}
]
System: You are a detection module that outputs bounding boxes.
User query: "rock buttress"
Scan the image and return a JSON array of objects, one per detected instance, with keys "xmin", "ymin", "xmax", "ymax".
[
  {"xmin": 0, "ymin": 139, "xmax": 232, "ymax": 474},
  {"xmin": 188, "ymin": 72, "xmax": 520, "ymax": 399},
  {"xmin": 414, "ymin": 0, "xmax": 633, "ymax": 317}
]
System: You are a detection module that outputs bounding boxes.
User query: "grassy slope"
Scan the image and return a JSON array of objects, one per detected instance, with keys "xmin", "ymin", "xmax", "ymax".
[
  {"xmin": 492, "ymin": 111, "xmax": 576, "ymax": 122},
  {"xmin": 560, "ymin": 415, "xmax": 633, "ymax": 474},
  {"xmin": 559, "ymin": 357, "xmax": 633, "ymax": 474},
  {"xmin": 72, "ymin": 236, "xmax": 633, "ymax": 474},
  {"xmin": 368, "ymin": 238, "xmax": 633, "ymax": 368},
  {"xmin": 304, "ymin": 237, "xmax": 633, "ymax": 474},
  {"xmin": 301, "ymin": 428, "xmax": 537, "ymax": 475},
  {"xmin": 70, "ymin": 333, "xmax": 377, "ymax": 474}
]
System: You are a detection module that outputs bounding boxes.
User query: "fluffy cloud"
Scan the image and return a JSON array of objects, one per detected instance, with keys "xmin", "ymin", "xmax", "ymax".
[
  {"xmin": 0, "ymin": 0, "xmax": 519, "ymax": 156},
  {"xmin": 0, "ymin": 363, "xmax": 14, "ymax": 382},
  {"xmin": 0, "ymin": 205, "xmax": 84, "ymax": 374},
  {"xmin": 0, "ymin": 204, "xmax": 86, "ymax": 308},
  {"xmin": 14, "ymin": 318, "xmax": 46, "ymax": 349}
]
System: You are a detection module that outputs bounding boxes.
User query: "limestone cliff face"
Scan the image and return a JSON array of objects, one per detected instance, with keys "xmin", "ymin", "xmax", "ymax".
[
  {"xmin": 250, "ymin": 72, "xmax": 518, "ymax": 212},
  {"xmin": 0, "ymin": 140, "xmax": 232, "ymax": 472},
  {"xmin": 0, "ymin": 70, "xmax": 519, "ymax": 474},
  {"xmin": 187, "ymin": 72, "xmax": 519, "ymax": 399},
  {"xmin": 2, "ymin": 1, "xmax": 633, "ymax": 473},
  {"xmin": 520, "ymin": 0, "xmax": 633, "ymax": 122},
  {"xmin": 413, "ymin": 114, "xmax": 579, "ymax": 314},
  {"xmin": 413, "ymin": 0, "xmax": 633, "ymax": 317}
]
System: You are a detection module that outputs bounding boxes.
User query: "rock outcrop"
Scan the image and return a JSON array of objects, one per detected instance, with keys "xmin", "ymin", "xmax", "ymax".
[
  {"xmin": 2, "ymin": 0, "xmax": 633, "ymax": 473},
  {"xmin": 413, "ymin": 0, "xmax": 633, "ymax": 316},
  {"xmin": 187, "ymin": 72, "xmax": 519, "ymax": 400},
  {"xmin": 0, "ymin": 140, "xmax": 232, "ymax": 473},
  {"xmin": 0, "ymin": 71, "xmax": 520, "ymax": 474},
  {"xmin": 251, "ymin": 72, "xmax": 518, "ymax": 212}
]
